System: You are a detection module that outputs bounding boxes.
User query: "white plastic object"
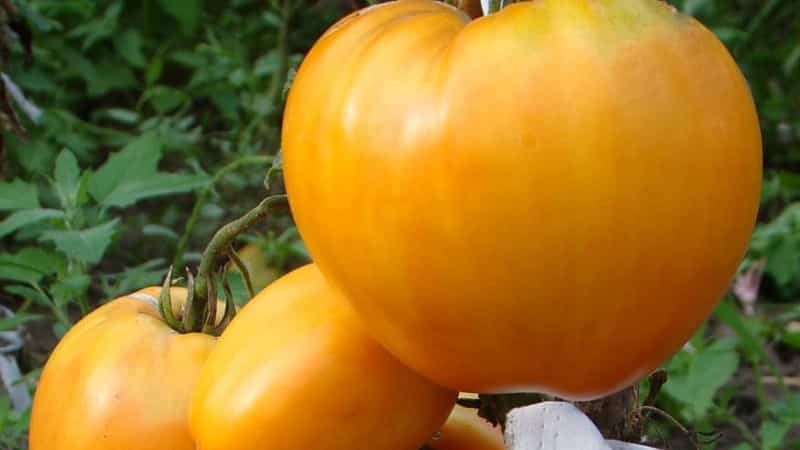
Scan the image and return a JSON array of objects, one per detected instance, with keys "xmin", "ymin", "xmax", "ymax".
[
  {"xmin": 1, "ymin": 73, "xmax": 43, "ymax": 124},
  {"xmin": 505, "ymin": 402, "xmax": 659, "ymax": 450},
  {"xmin": 0, "ymin": 305, "xmax": 31, "ymax": 412}
]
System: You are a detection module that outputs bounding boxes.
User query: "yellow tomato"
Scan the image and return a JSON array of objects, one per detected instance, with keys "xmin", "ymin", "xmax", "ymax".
[
  {"xmin": 189, "ymin": 264, "xmax": 456, "ymax": 450},
  {"xmin": 29, "ymin": 288, "xmax": 215, "ymax": 450},
  {"xmin": 235, "ymin": 243, "xmax": 281, "ymax": 292},
  {"xmin": 429, "ymin": 405, "xmax": 505, "ymax": 450},
  {"xmin": 283, "ymin": 0, "xmax": 762, "ymax": 398}
]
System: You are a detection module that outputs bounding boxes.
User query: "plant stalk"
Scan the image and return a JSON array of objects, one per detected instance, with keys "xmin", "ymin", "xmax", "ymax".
[{"xmin": 188, "ymin": 194, "xmax": 287, "ymax": 331}]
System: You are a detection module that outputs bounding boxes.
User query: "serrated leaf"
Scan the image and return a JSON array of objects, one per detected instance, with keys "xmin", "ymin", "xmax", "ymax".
[
  {"xmin": 87, "ymin": 62, "xmax": 138, "ymax": 97},
  {"xmin": 157, "ymin": 0, "xmax": 203, "ymax": 34},
  {"xmin": 51, "ymin": 274, "xmax": 91, "ymax": 307},
  {"xmin": 142, "ymin": 86, "xmax": 190, "ymax": 114},
  {"xmin": 69, "ymin": 1, "xmax": 123, "ymax": 51},
  {"xmin": 768, "ymin": 394, "xmax": 800, "ymax": 426},
  {"xmin": 0, "ymin": 180, "xmax": 39, "ymax": 211},
  {"xmin": 101, "ymin": 173, "xmax": 206, "ymax": 208},
  {"xmin": 760, "ymin": 420, "xmax": 791, "ymax": 450},
  {"xmin": 765, "ymin": 236, "xmax": 800, "ymax": 286},
  {"xmin": 0, "ymin": 248, "xmax": 66, "ymax": 276},
  {"xmin": 54, "ymin": 149, "xmax": 81, "ymax": 208},
  {"xmin": 0, "ymin": 209, "xmax": 64, "ymax": 239},
  {"xmin": 54, "ymin": 150, "xmax": 79, "ymax": 191},
  {"xmin": 0, "ymin": 263, "xmax": 41, "ymax": 285},
  {"xmin": 89, "ymin": 132, "xmax": 162, "ymax": 204},
  {"xmin": 40, "ymin": 219, "xmax": 119, "ymax": 264},
  {"xmin": 715, "ymin": 300, "xmax": 768, "ymax": 362},
  {"xmin": 104, "ymin": 258, "xmax": 166, "ymax": 298},
  {"xmin": 0, "ymin": 248, "xmax": 66, "ymax": 285},
  {"xmin": 663, "ymin": 339, "xmax": 739, "ymax": 421},
  {"xmin": 114, "ymin": 29, "xmax": 146, "ymax": 68}
]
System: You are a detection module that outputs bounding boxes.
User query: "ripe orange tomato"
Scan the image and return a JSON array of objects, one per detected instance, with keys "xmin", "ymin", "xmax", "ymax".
[
  {"xmin": 283, "ymin": 0, "xmax": 762, "ymax": 398},
  {"xmin": 29, "ymin": 287, "xmax": 215, "ymax": 450},
  {"xmin": 189, "ymin": 264, "xmax": 456, "ymax": 450},
  {"xmin": 428, "ymin": 405, "xmax": 504, "ymax": 450}
]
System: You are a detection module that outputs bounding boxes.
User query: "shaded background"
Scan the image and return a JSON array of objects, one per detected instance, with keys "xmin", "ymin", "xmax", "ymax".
[{"xmin": 0, "ymin": 0, "xmax": 797, "ymax": 448}]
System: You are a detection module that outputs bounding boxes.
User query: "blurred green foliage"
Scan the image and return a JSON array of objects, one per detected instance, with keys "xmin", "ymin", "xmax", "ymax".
[{"xmin": 0, "ymin": 0, "xmax": 798, "ymax": 448}]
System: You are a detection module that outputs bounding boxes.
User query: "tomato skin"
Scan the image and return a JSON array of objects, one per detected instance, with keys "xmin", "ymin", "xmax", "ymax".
[
  {"xmin": 429, "ymin": 406, "xmax": 504, "ymax": 450},
  {"xmin": 282, "ymin": 0, "xmax": 762, "ymax": 398},
  {"xmin": 189, "ymin": 264, "xmax": 456, "ymax": 450},
  {"xmin": 29, "ymin": 287, "xmax": 215, "ymax": 450}
]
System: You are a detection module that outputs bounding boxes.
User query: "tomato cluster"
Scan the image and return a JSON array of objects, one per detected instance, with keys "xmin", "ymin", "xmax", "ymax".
[{"xmin": 30, "ymin": 0, "xmax": 761, "ymax": 448}]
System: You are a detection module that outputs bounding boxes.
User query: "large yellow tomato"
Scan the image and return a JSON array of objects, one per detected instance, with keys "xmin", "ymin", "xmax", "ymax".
[
  {"xmin": 189, "ymin": 264, "xmax": 456, "ymax": 450},
  {"xmin": 29, "ymin": 287, "xmax": 215, "ymax": 450},
  {"xmin": 282, "ymin": 0, "xmax": 762, "ymax": 398},
  {"xmin": 428, "ymin": 405, "xmax": 504, "ymax": 450}
]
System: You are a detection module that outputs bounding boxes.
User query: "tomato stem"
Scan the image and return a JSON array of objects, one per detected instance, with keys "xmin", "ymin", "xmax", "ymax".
[
  {"xmin": 190, "ymin": 194, "xmax": 288, "ymax": 331},
  {"xmin": 182, "ymin": 269, "xmax": 196, "ymax": 331},
  {"xmin": 172, "ymin": 155, "xmax": 272, "ymax": 271}
]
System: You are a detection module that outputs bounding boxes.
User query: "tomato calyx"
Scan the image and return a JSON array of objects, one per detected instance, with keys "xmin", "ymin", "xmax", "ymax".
[
  {"xmin": 158, "ymin": 192, "xmax": 288, "ymax": 335},
  {"xmin": 157, "ymin": 265, "xmax": 237, "ymax": 335}
]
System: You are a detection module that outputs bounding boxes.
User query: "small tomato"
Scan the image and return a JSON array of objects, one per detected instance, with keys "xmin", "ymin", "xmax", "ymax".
[
  {"xmin": 429, "ymin": 405, "xmax": 505, "ymax": 450},
  {"xmin": 189, "ymin": 264, "xmax": 456, "ymax": 450},
  {"xmin": 29, "ymin": 288, "xmax": 215, "ymax": 450}
]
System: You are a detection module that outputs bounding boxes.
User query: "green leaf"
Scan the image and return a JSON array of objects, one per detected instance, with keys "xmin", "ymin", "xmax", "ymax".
[
  {"xmin": 114, "ymin": 29, "xmax": 146, "ymax": 68},
  {"xmin": 87, "ymin": 62, "xmax": 138, "ymax": 97},
  {"xmin": 51, "ymin": 273, "xmax": 91, "ymax": 307},
  {"xmin": 142, "ymin": 224, "xmax": 179, "ymax": 241},
  {"xmin": 88, "ymin": 132, "xmax": 204, "ymax": 207},
  {"xmin": 784, "ymin": 43, "xmax": 800, "ymax": 75},
  {"xmin": 40, "ymin": 219, "xmax": 119, "ymax": 264},
  {"xmin": 781, "ymin": 331, "xmax": 800, "ymax": 349},
  {"xmin": 5, "ymin": 285, "xmax": 51, "ymax": 308},
  {"xmin": 663, "ymin": 339, "xmax": 739, "ymax": 421},
  {"xmin": 89, "ymin": 132, "xmax": 162, "ymax": 204},
  {"xmin": 0, "ymin": 180, "xmax": 39, "ymax": 211},
  {"xmin": 0, "ymin": 263, "xmax": 41, "ymax": 285},
  {"xmin": 0, "ymin": 209, "xmax": 64, "ymax": 239},
  {"xmin": 68, "ymin": 1, "xmax": 123, "ymax": 50},
  {"xmin": 142, "ymin": 86, "xmax": 190, "ymax": 114},
  {"xmin": 715, "ymin": 299, "xmax": 768, "ymax": 363},
  {"xmin": 101, "ymin": 173, "xmax": 206, "ymax": 208},
  {"xmin": 53, "ymin": 149, "xmax": 81, "ymax": 208},
  {"xmin": 765, "ymin": 236, "xmax": 800, "ymax": 286},
  {"xmin": 760, "ymin": 420, "xmax": 791, "ymax": 450},
  {"xmin": 0, "ymin": 313, "xmax": 44, "ymax": 332},
  {"xmin": 0, "ymin": 248, "xmax": 66, "ymax": 277},
  {"xmin": 0, "ymin": 248, "xmax": 66, "ymax": 285},
  {"xmin": 157, "ymin": 0, "xmax": 203, "ymax": 34},
  {"xmin": 146, "ymin": 57, "xmax": 164, "ymax": 85},
  {"xmin": 768, "ymin": 394, "xmax": 800, "ymax": 423},
  {"xmin": 103, "ymin": 259, "xmax": 166, "ymax": 298},
  {"xmin": 11, "ymin": 138, "xmax": 56, "ymax": 175}
]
